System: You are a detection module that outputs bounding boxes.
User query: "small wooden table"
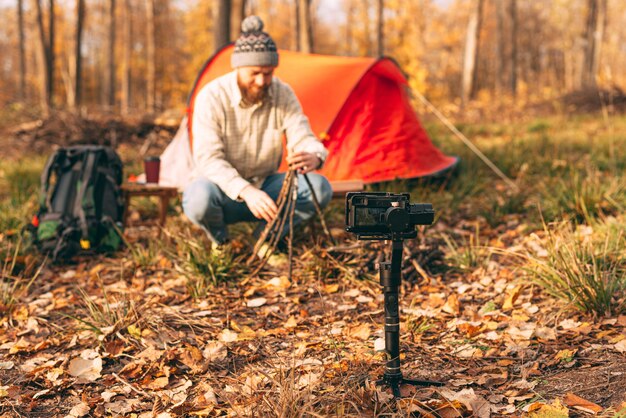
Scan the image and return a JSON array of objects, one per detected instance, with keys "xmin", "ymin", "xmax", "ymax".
[{"xmin": 121, "ymin": 183, "xmax": 179, "ymax": 230}]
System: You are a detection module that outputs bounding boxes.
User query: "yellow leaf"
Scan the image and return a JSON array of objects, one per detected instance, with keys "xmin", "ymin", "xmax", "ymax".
[
  {"xmin": 526, "ymin": 399, "xmax": 569, "ymax": 418},
  {"xmin": 13, "ymin": 305, "xmax": 29, "ymax": 321},
  {"xmin": 555, "ymin": 349, "xmax": 577, "ymax": 362},
  {"xmin": 8, "ymin": 338, "xmax": 29, "ymax": 355},
  {"xmin": 127, "ymin": 324, "xmax": 142, "ymax": 339},
  {"xmin": 502, "ymin": 285, "xmax": 522, "ymax": 310},
  {"xmin": 324, "ymin": 284, "xmax": 339, "ymax": 294}
]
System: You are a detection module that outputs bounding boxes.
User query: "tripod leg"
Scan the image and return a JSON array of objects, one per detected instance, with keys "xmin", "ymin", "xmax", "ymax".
[
  {"xmin": 402, "ymin": 377, "xmax": 445, "ymax": 387},
  {"xmin": 375, "ymin": 239, "xmax": 445, "ymax": 398}
]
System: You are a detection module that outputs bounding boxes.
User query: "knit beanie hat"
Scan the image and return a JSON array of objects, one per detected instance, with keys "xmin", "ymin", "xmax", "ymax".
[{"xmin": 231, "ymin": 16, "xmax": 279, "ymax": 68}]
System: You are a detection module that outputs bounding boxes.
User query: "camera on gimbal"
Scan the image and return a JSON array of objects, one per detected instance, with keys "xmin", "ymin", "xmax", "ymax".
[
  {"xmin": 344, "ymin": 191, "xmax": 442, "ymax": 395},
  {"xmin": 345, "ymin": 192, "xmax": 435, "ymax": 240}
]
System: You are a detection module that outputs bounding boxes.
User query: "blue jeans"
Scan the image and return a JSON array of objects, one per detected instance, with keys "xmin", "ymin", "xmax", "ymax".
[{"xmin": 182, "ymin": 173, "xmax": 333, "ymax": 244}]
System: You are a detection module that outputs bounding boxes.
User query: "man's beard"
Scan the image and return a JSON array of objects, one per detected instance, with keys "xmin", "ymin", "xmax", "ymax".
[{"xmin": 241, "ymin": 84, "xmax": 269, "ymax": 105}]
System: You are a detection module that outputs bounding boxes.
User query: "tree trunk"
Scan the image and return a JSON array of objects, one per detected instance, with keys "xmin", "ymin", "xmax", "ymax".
[
  {"xmin": 121, "ymin": 0, "xmax": 132, "ymax": 113},
  {"xmin": 581, "ymin": 0, "xmax": 606, "ymax": 89},
  {"xmin": 107, "ymin": 0, "xmax": 116, "ymax": 108},
  {"xmin": 48, "ymin": 0, "xmax": 55, "ymax": 108},
  {"xmin": 298, "ymin": 0, "xmax": 313, "ymax": 53},
  {"xmin": 376, "ymin": 0, "xmax": 383, "ymax": 56},
  {"xmin": 34, "ymin": 0, "xmax": 54, "ymax": 114},
  {"xmin": 72, "ymin": 0, "xmax": 85, "ymax": 109},
  {"xmin": 231, "ymin": 0, "xmax": 246, "ymax": 40},
  {"xmin": 292, "ymin": 0, "xmax": 300, "ymax": 51},
  {"xmin": 361, "ymin": 0, "xmax": 371, "ymax": 56},
  {"xmin": 17, "ymin": 0, "xmax": 26, "ymax": 101},
  {"xmin": 461, "ymin": 0, "xmax": 483, "ymax": 104},
  {"xmin": 214, "ymin": 0, "xmax": 231, "ymax": 52},
  {"xmin": 495, "ymin": 0, "xmax": 505, "ymax": 95},
  {"xmin": 510, "ymin": 0, "xmax": 517, "ymax": 97},
  {"xmin": 146, "ymin": 0, "xmax": 156, "ymax": 112},
  {"xmin": 345, "ymin": 0, "xmax": 353, "ymax": 55}
]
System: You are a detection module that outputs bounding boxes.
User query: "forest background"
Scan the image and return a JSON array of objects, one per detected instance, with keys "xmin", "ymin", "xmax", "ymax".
[
  {"xmin": 2, "ymin": 1, "xmax": 626, "ymax": 416},
  {"xmin": 0, "ymin": 0, "xmax": 623, "ymax": 119}
]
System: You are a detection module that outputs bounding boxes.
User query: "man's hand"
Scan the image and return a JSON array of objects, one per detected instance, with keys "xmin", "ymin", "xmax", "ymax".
[
  {"xmin": 239, "ymin": 185, "xmax": 278, "ymax": 222},
  {"xmin": 286, "ymin": 151, "xmax": 321, "ymax": 174}
]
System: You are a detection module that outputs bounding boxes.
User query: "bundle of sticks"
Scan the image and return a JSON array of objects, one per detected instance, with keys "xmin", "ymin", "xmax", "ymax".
[{"xmin": 247, "ymin": 171, "xmax": 335, "ymax": 279}]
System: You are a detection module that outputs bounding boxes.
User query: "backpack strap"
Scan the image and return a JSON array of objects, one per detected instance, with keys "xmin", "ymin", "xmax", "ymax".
[
  {"xmin": 74, "ymin": 150, "xmax": 98, "ymax": 241},
  {"xmin": 39, "ymin": 150, "xmax": 65, "ymax": 211}
]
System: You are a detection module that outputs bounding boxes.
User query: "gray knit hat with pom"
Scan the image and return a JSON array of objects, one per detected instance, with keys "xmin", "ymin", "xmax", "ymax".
[{"xmin": 231, "ymin": 16, "xmax": 279, "ymax": 68}]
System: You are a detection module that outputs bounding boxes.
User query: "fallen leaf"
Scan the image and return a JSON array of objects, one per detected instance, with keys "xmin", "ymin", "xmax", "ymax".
[
  {"xmin": 66, "ymin": 402, "xmax": 90, "ymax": 417},
  {"xmin": 453, "ymin": 344, "xmax": 482, "ymax": 358},
  {"xmin": 284, "ymin": 316, "xmax": 298, "ymax": 328},
  {"xmin": 614, "ymin": 339, "xmax": 626, "ymax": 353},
  {"xmin": 507, "ymin": 324, "xmax": 536, "ymax": 340},
  {"xmin": 101, "ymin": 390, "xmax": 118, "ymax": 402},
  {"xmin": 502, "ymin": 285, "xmax": 522, "ymax": 310},
  {"xmin": 374, "ymin": 338, "xmax": 385, "ymax": 351},
  {"xmin": 0, "ymin": 361, "xmax": 14, "ymax": 370},
  {"xmin": 525, "ymin": 399, "xmax": 568, "ymax": 417},
  {"xmin": 559, "ymin": 319, "xmax": 581, "ymax": 330},
  {"xmin": 246, "ymin": 297, "xmax": 267, "ymax": 308},
  {"xmin": 105, "ymin": 399, "xmax": 141, "ymax": 415},
  {"xmin": 442, "ymin": 294, "xmax": 460, "ymax": 315},
  {"xmin": 324, "ymin": 284, "xmax": 339, "ymax": 294},
  {"xmin": 439, "ymin": 388, "xmax": 490, "ymax": 418},
  {"xmin": 137, "ymin": 346, "xmax": 164, "ymax": 362},
  {"xmin": 8, "ymin": 338, "xmax": 29, "ymax": 354},
  {"xmin": 535, "ymin": 326, "xmax": 557, "ymax": 340},
  {"xmin": 127, "ymin": 324, "xmax": 142, "ymax": 339},
  {"xmin": 265, "ymin": 276, "xmax": 291, "ymax": 290},
  {"xmin": 219, "ymin": 329, "xmax": 238, "ymax": 343},
  {"xmin": 146, "ymin": 376, "xmax": 169, "ymax": 390},
  {"xmin": 203, "ymin": 341, "xmax": 227, "ymax": 362},
  {"xmin": 46, "ymin": 367, "xmax": 64, "ymax": 385},
  {"xmin": 555, "ymin": 348, "xmax": 577, "ymax": 362},
  {"xmin": 343, "ymin": 288, "xmax": 360, "ymax": 297},
  {"xmin": 356, "ymin": 295, "xmax": 374, "ymax": 303},
  {"xmin": 179, "ymin": 345, "xmax": 206, "ymax": 374},
  {"xmin": 563, "ymin": 393, "xmax": 603, "ymax": 414},
  {"xmin": 12, "ymin": 305, "xmax": 29, "ymax": 321},
  {"xmin": 68, "ymin": 351, "xmax": 102, "ymax": 382},
  {"xmin": 457, "ymin": 322, "xmax": 482, "ymax": 338},
  {"xmin": 346, "ymin": 323, "xmax": 371, "ymax": 340}
]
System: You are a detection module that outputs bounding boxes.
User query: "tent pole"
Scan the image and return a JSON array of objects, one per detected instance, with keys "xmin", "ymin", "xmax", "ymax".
[{"xmin": 412, "ymin": 90, "xmax": 519, "ymax": 192}]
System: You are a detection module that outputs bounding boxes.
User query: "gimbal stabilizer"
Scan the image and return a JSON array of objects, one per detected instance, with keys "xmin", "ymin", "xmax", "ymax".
[{"xmin": 346, "ymin": 192, "xmax": 443, "ymax": 397}]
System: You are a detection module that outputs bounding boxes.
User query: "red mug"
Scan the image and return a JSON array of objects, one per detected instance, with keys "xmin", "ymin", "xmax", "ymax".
[{"xmin": 144, "ymin": 157, "xmax": 160, "ymax": 184}]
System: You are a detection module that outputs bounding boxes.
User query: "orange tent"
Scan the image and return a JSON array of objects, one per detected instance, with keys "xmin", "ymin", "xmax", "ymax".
[{"xmin": 187, "ymin": 45, "xmax": 458, "ymax": 184}]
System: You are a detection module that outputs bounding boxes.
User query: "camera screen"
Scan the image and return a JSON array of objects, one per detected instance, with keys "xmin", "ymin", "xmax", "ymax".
[{"xmin": 355, "ymin": 207, "xmax": 384, "ymax": 226}]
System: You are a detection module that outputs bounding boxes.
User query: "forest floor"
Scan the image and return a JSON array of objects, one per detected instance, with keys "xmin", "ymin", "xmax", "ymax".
[{"xmin": 0, "ymin": 108, "xmax": 625, "ymax": 417}]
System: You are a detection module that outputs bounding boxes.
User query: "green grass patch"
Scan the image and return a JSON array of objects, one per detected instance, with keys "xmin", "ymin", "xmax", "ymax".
[
  {"xmin": 515, "ymin": 219, "xmax": 626, "ymax": 317},
  {"xmin": 0, "ymin": 156, "xmax": 46, "ymax": 233}
]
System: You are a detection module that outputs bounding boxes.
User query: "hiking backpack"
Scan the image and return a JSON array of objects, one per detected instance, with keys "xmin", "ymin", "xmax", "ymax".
[{"xmin": 29, "ymin": 145, "xmax": 125, "ymax": 261}]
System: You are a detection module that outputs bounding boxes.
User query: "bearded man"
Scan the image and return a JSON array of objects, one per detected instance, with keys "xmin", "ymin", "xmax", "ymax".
[{"xmin": 182, "ymin": 16, "xmax": 332, "ymax": 251}]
